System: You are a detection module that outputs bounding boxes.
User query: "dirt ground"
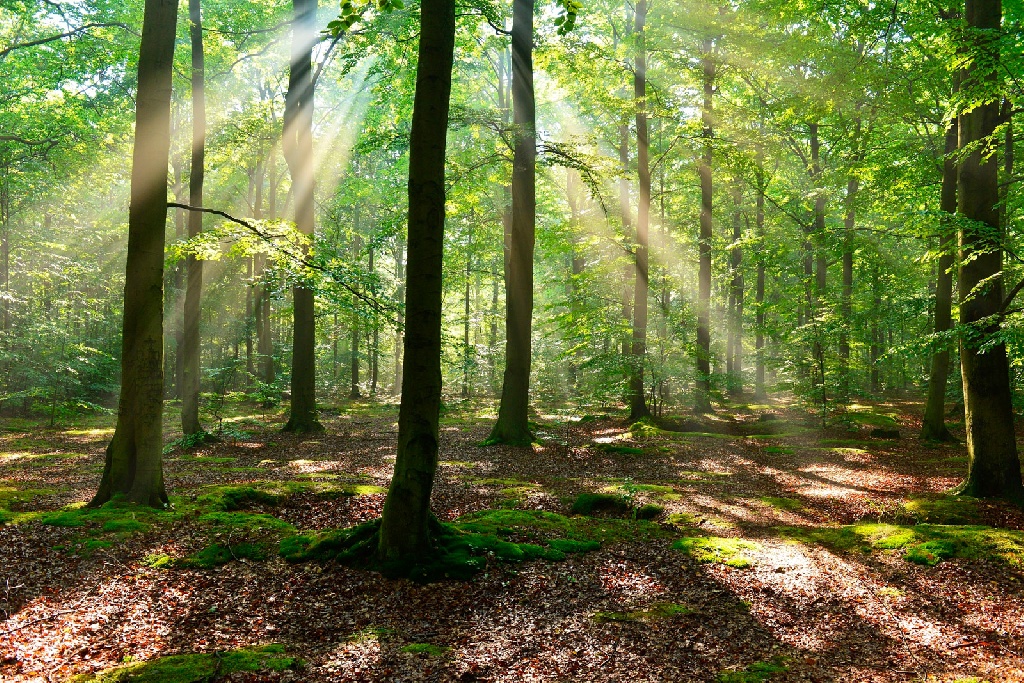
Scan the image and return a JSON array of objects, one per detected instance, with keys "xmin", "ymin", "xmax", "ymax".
[{"xmin": 1, "ymin": 399, "xmax": 1023, "ymax": 682}]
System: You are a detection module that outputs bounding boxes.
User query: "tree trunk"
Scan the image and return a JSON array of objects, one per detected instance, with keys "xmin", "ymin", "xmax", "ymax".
[
  {"xmin": 728, "ymin": 184, "xmax": 744, "ymax": 396},
  {"xmin": 754, "ymin": 143, "xmax": 767, "ymax": 399},
  {"xmin": 377, "ymin": 0, "xmax": 455, "ymax": 561},
  {"xmin": 628, "ymin": 0, "xmax": 651, "ymax": 421},
  {"xmin": 393, "ymin": 233, "xmax": 405, "ymax": 394},
  {"xmin": 92, "ymin": 0, "xmax": 177, "ymax": 508},
  {"xmin": 282, "ymin": 0, "xmax": 322, "ymax": 432},
  {"xmin": 181, "ymin": 0, "xmax": 205, "ymax": 437},
  {"xmin": 489, "ymin": 0, "xmax": 535, "ymax": 446},
  {"xmin": 695, "ymin": 37, "xmax": 714, "ymax": 412},
  {"xmin": 957, "ymin": 0, "xmax": 1022, "ymax": 498},
  {"xmin": 463, "ymin": 226, "xmax": 472, "ymax": 399},
  {"xmin": 922, "ymin": 119, "xmax": 958, "ymax": 441}
]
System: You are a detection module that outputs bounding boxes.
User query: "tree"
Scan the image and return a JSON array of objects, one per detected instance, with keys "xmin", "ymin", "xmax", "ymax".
[
  {"xmin": 282, "ymin": 0, "xmax": 323, "ymax": 433},
  {"xmin": 91, "ymin": 0, "xmax": 178, "ymax": 508},
  {"xmin": 181, "ymin": 0, "xmax": 206, "ymax": 438},
  {"xmin": 489, "ymin": 0, "xmax": 536, "ymax": 445},
  {"xmin": 955, "ymin": 0, "xmax": 1022, "ymax": 498},
  {"xmin": 694, "ymin": 35, "xmax": 714, "ymax": 413},
  {"xmin": 627, "ymin": 0, "xmax": 651, "ymax": 421},
  {"xmin": 377, "ymin": 0, "xmax": 456, "ymax": 561}
]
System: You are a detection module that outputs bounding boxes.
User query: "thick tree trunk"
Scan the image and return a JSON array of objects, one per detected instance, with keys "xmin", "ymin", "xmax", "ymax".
[
  {"xmin": 957, "ymin": 0, "xmax": 1022, "ymax": 498},
  {"xmin": 695, "ymin": 37, "xmax": 714, "ymax": 412},
  {"xmin": 922, "ymin": 120, "xmax": 958, "ymax": 441},
  {"xmin": 92, "ymin": 0, "xmax": 178, "ymax": 508},
  {"xmin": 282, "ymin": 0, "xmax": 322, "ymax": 432},
  {"xmin": 628, "ymin": 0, "xmax": 651, "ymax": 421},
  {"xmin": 377, "ymin": 0, "xmax": 455, "ymax": 561},
  {"xmin": 489, "ymin": 0, "xmax": 535, "ymax": 445},
  {"xmin": 181, "ymin": 0, "xmax": 205, "ymax": 437}
]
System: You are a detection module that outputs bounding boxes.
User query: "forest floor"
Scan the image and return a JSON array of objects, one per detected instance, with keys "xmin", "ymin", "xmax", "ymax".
[{"xmin": 2, "ymin": 397, "xmax": 1024, "ymax": 682}]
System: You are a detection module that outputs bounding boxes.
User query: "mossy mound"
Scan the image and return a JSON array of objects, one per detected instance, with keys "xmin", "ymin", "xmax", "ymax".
[
  {"xmin": 759, "ymin": 496, "xmax": 802, "ymax": 511},
  {"xmin": 401, "ymin": 643, "xmax": 450, "ymax": 656},
  {"xmin": 777, "ymin": 522, "xmax": 1024, "ymax": 567},
  {"xmin": 70, "ymin": 644, "xmax": 300, "ymax": 682},
  {"xmin": 902, "ymin": 495, "xmax": 980, "ymax": 524},
  {"xmin": 571, "ymin": 492, "xmax": 664, "ymax": 520},
  {"xmin": 674, "ymin": 536, "xmax": 760, "ymax": 568},
  {"xmin": 177, "ymin": 541, "xmax": 269, "ymax": 568},
  {"xmin": 717, "ymin": 656, "xmax": 790, "ymax": 682},
  {"xmin": 593, "ymin": 602, "xmax": 691, "ymax": 623}
]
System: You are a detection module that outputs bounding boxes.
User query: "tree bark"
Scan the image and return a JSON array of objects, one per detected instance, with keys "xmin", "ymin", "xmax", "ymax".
[
  {"xmin": 282, "ymin": 0, "xmax": 322, "ymax": 433},
  {"xmin": 393, "ymin": 233, "xmax": 405, "ymax": 394},
  {"xmin": 181, "ymin": 0, "xmax": 205, "ymax": 437},
  {"xmin": 628, "ymin": 0, "xmax": 651, "ymax": 421},
  {"xmin": 754, "ymin": 142, "xmax": 767, "ymax": 399},
  {"xmin": 921, "ymin": 119, "xmax": 958, "ymax": 441},
  {"xmin": 377, "ymin": 0, "xmax": 455, "ymax": 561},
  {"xmin": 91, "ymin": 0, "xmax": 178, "ymax": 508},
  {"xmin": 695, "ymin": 37, "xmax": 714, "ymax": 412},
  {"xmin": 956, "ymin": 0, "xmax": 1022, "ymax": 498},
  {"xmin": 728, "ymin": 183, "xmax": 743, "ymax": 396},
  {"xmin": 489, "ymin": 0, "xmax": 535, "ymax": 445}
]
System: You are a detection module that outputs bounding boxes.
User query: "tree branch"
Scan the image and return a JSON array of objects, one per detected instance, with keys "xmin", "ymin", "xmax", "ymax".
[{"xmin": 0, "ymin": 23, "xmax": 139, "ymax": 59}]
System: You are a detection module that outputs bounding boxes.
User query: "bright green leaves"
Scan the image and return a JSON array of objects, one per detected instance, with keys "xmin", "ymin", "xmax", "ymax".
[
  {"xmin": 554, "ymin": 0, "xmax": 582, "ymax": 35},
  {"xmin": 327, "ymin": 0, "xmax": 405, "ymax": 37}
]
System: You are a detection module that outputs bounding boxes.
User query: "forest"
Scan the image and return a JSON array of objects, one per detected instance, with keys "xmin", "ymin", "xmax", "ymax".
[{"xmin": 1, "ymin": 0, "xmax": 1024, "ymax": 680}]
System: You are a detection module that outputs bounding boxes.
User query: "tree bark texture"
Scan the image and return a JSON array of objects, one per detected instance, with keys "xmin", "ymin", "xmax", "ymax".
[
  {"xmin": 489, "ymin": 0, "xmax": 536, "ymax": 445},
  {"xmin": 957, "ymin": 0, "xmax": 1022, "ymax": 498},
  {"xmin": 377, "ymin": 0, "xmax": 456, "ymax": 561},
  {"xmin": 181, "ymin": 0, "xmax": 205, "ymax": 436},
  {"xmin": 282, "ymin": 0, "xmax": 322, "ymax": 433},
  {"xmin": 92, "ymin": 0, "xmax": 178, "ymax": 508},
  {"xmin": 695, "ymin": 37, "xmax": 714, "ymax": 412},
  {"xmin": 628, "ymin": 0, "xmax": 651, "ymax": 421}
]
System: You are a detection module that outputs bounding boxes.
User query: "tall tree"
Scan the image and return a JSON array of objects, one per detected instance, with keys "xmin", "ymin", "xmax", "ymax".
[
  {"xmin": 956, "ymin": 0, "xmax": 1022, "ymax": 498},
  {"xmin": 694, "ymin": 35, "xmax": 714, "ymax": 412},
  {"xmin": 90, "ymin": 0, "xmax": 178, "ymax": 508},
  {"xmin": 489, "ymin": 0, "xmax": 536, "ymax": 445},
  {"xmin": 282, "ymin": 0, "xmax": 323, "ymax": 433},
  {"xmin": 377, "ymin": 0, "xmax": 456, "ymax": 561},
  {"xmin": 921, "ymin": 118, "xmax": 958, "ymax": 442},
  {"xmin": 181, "ymin": 0, "xmax": 205, "ymax": 437},
  {"xmin": 628, "ymin": 0, "xmax": 651, "ymax": 421}
]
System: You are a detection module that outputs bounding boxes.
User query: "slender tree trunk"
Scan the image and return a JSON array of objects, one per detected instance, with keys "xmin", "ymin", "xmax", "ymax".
[
  {"xmin": 282, "ymin": 0, "xmax": 322, "ymax": 432},
  {"xmin": 393, "ymin": 233, "xmax": 405, "ymax": 394},
  {"xmin": 754, "ymin": 144, "xmax": 767, "ymax": 399},
  {"xmin": 628, "ymin": 0, "xmax": 651, "ymax": 421},
  {"xmin": 350, "ymin": 226, "xmax": 362, "ymax": 399},
  {"xmin": 463, "ymin": 226, "xmax": 472, "ymax": 398},
  {"xmin": 377, "ymin": 0, "xmax": 455, "ymax": 561},
  {"xmin": 181, "ymin": 0, "xmax": 205, "ymax": 437},
  {"xmin": 169, "ymin": 109, "xmax": 185, "ymax": 400},
  {"xmin": 729, "ymin": 184, "xmax": 743, "ymax": 396},
  {"xmin": 695, "ymin": 37, "xmax": 714, "ymax": 412},
  {"xmin": 370, "ymin": 245, "xmax": 379, "ymax": 395},
  {"xmin": 922, "ymin": 119, "xmax": 958, "ymax": 441},
  {"xmin": 92, "ymin": 0, "xmax": 177, "ymax": 508},
  {"xmin": 567, "ymin": 171, "xmax": 586, "ymax": 389},
  {"xmin": 957, "ymin": 0, "xmax": 1022, "ymax": 498},
  {"xmin": 489, "ymin": 0, "xmax": 535, "ymax": 445},
  {"xmin": 620, "ymin": 122, "xmax": 633, "ymax": 360}
]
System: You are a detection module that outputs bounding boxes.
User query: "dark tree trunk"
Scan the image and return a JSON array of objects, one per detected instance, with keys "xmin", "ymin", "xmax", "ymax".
[
  {"xmin": 620, "ymin": 121, "xmax": 633, "ymax": 360},
  {"xmin": 377, "ymin": 0, "xmax": 455, "ymax": 561},
  {"xmin": 181, "ymin": 0, "xmax": 205, "ymax": 437},
  {"xmin": 92, "ymin": 0, "xmax": 178, "ymax": 508},
  {"xmin": 922, "ymin": 119, "xmax": 958, "ymax": 441},
  {"xmin": 695, "ymin": 37, "xmax": 714, "ymax": 412},
  {"xmin": 169, "ymin": 109, "xmax": 185, "ymax": 399},
  {"xmin": 809, "ymin": 123, "xmax": 826, "ymax": 408},
  {"xmin": 956, "ymin": 0, "xmax": 1022, "ymax": 498},
  {"xmin": 754, "ymin": 143, "xmax": 767, "ymax": 399},
  {"xmin": 489, "ymin": 0, "xmax": 535, "ymax": 445},
  {"xmin": 628, "ymin": 0, "xmax": 651, "ymax": 421},
  {"xmin": 282, "ymin": 0, "xmax": 322, "ymax": 433},
  {"xmin": 393, "ymin": 233, "xmax": 405, "ymax": 395}
]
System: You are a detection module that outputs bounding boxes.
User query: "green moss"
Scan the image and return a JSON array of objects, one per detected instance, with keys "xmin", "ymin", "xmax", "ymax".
[
  {"xmin": 176, "ymin": 455, "xmax": 237, "ymax": 464},
  {"xmin": 70, "ymin": 644, "xmax": 299, "ymax": 682},
  {"xmin": 571, "ymin": 492, "xmax": 632, "ymax": 516},
  {"xmin": 777, "ymin": 522, "xmax": 1024, "ymax": 567},
  {"xmin": 143, "ymin": 553, "xmax": 173, "ymax": 569},
  {"xmin": 593, "ymin": 602, "xmax": 691, "ymax": 623},
  {"xmin": 102, "ymin": 518, "xmax": 150, "ymax": 534},
  {"xmin": 595, "ymin": 443, "xmax": 645, "ymax": 455},
  {"xmin": 674, "ymin": 536, "xmax": 759, "ymax": 568},
  {"xmin": 635, "ymin": 503, "xmax": 664, "ymax": 520},
  {"xmin": 195, "ymin": 485, "xmax": 281, "ymax": 511},
  {"xmin": 842, "ymin": 406, "xmax": 899, "ymax": 430},
  {"xmin": 903, "ymin": 495, "xmax": 980, "ymax": 524},
  {"xmin": 178, "ymin": 542, "xmax": 268, "ymax": 568},
  {"xmin": 41, "ymin": 499, "xmax": 170, "ymax": 532},
  {"xmin": 759, "ymin": 496, "xmax": 802, "ymax": 511},
  {"xmin": 197, "ymin": 511, "xmax": 294, "ymax": 532},
  {"xmin": 401, "ymin": 643, "xmax": 450, "ymax": 656},
  {"xmin": 717, "ymin": 657, "xmax": 789, "ymax": 682}
]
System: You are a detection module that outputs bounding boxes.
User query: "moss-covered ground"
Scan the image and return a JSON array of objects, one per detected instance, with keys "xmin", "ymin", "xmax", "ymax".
[{"xmin": 2, "ymin": 397, "xmax": 1023, "ymax": 682}]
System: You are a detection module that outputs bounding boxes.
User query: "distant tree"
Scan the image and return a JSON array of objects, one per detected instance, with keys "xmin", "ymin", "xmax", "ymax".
[
  {"xmin": 91, "ymin": 0, "xmax": 178, "ymax": 507},
  {"xmin": 489, "ymin": 0, "xmax": 536, "ymax": 445}
]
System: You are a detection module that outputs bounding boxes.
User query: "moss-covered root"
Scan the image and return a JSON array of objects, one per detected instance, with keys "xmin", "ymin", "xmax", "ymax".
[
  {"xmin": 280, "ymin": 515, "xmax": 600, "ymax": 583},
  {"xmin": 70, "ymin": 644, "xmax": 300, "ymax": 682}
]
